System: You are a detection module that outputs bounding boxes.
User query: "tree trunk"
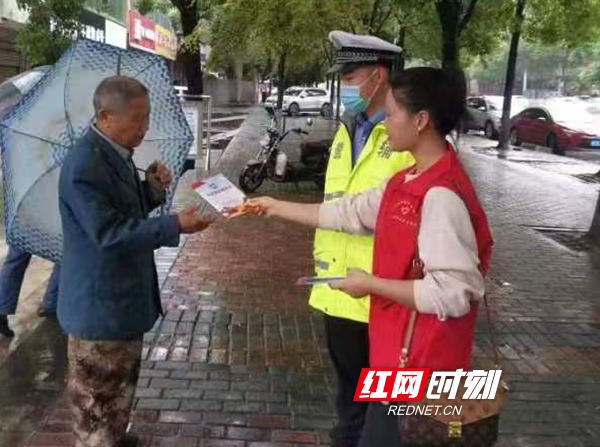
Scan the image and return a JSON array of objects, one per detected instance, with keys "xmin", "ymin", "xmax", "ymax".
[
  {"xmin": 330, "ymin": 74, "xmax": 336, "ymax": 112},
  {"xmin": 397, "ymin": 27, "xmax": 406, "ymax": 70},
  {"xmin": 276, "ymin": 53, "xmax": 287, "ymax": 110},
  {"xmin": 498, "ymin": 0, "xmax": 526, "ymax": 150},
  {"xmin": 436, "ymin": 0, "xmax": 480, "ymax": 69},
  {"xmin": 436, "ymin": 0, "xmax": 461, "ymax": 69},
  {"xmin": 234, "ymin": 59, "xmax": 244, "ymax": 103},
  {"xmin": 178, "ymin": 50, "xmax": 203, "ymax": 94},
  {"xmin": 590, "ymin": 191, "xmax": 600, "ymax": 244},
  {"xmin": 177, "ymin": 2, "xmax": 203, "ymax": 95},
  {"xmin": 251, "ymin": 67, "xmax": 259, "ymax": 104},
  {"xmin": 336, "ymin": 74, "xmax": 341, "ymax": 121}
]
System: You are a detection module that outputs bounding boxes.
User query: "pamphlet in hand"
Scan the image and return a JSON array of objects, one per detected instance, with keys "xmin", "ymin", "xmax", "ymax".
[
  {"xmin": 191, "ymin": 174, "xmax": 246, "ymax": 215},
  {"xmin": 296, "ymin": 276, "xmax": 347, "ymax": 286}
]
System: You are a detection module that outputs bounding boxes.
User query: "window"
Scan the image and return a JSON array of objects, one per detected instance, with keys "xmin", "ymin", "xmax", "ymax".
[
  {"xmin": 529, "ymin": 109, "xmax": 550, "ymax": 121},
  {"xmin": 467, "ymin": 98, "xmax": 479, "ymax": 108},
  {"xmin": 520, "ymin": 109, "xmax": 535, "ymax": 119},
  {"xmin": 467, "ymin": 98, "xmax": 486, "ymax": 110},
  {"xmin": 85, "ymin": 0, "xmax": 126, "ymax": 25},
  {"xmin": 309, "ymin": 89, "xmax": 327, "ymax": 97},
  {"xmin": 284, "ymin": 89, "xmax": 302, "ymax": 97}
]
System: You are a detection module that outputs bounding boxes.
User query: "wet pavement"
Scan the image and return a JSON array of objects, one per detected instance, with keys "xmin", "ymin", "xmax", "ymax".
[
  {"xmin": 0, "ymin": 319, "xmax": 66, "ymax": 447},
  {"xmin": 0, "ymin": 246, "xmax": 58, "ymax": 368},
  {"xmin": 468, "ymin": 138, "xmax": 600, "ymax": 182},
  {"xmin": 1, "ymin": 113, "xmax": 600, "ymax": 446}
]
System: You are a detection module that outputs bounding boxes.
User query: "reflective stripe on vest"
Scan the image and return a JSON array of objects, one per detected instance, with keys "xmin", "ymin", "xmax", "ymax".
[
  {"xmin": 309, "ymin": 122, "xmax": 415, "ymax": 323},
  {"xmin": 324, "ymin": 191, "xmax": 345, "ymax": 201}
]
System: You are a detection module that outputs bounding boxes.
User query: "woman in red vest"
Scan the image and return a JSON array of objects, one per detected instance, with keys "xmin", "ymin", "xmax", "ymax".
[{"xmin": 245, "ymin": 67, "xmax": 493, "ymax": 446}]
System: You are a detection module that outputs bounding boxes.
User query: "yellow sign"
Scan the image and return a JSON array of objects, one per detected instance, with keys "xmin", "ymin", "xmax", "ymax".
[{"xmin": 155, "ymin": 25, "xmax": 177, "ymax": 60}]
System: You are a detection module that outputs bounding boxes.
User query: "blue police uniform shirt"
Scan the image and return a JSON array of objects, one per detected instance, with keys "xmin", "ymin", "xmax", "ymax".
[{"xmin": 352, "ymin": 108, "xmax": 386, "ymax": 166}]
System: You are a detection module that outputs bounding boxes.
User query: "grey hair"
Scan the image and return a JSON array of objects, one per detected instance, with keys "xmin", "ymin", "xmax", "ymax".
[{"xmin": 93, "ymin": 76, "xmax": 149, "ymax": 116}]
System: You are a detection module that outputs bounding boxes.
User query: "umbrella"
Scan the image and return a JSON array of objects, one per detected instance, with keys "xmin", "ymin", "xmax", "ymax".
[
  {"xmin": 0, "ymin": 66, "xmax": 51, "ymax": 119},
  {"xmin": 0, "ymin": 39, "xmax": 194, "ymax": 263}
]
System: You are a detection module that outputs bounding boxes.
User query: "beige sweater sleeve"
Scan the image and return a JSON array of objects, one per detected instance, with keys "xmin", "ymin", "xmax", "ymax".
[
  {"xmin": 413, "ymin": 187, "xmax": 485, "ymax": 320},
  {"xmin": 318, "ymin": 183, "xmax": 485, "ymax": 320},
  {"xmin": 317, "ymin": 180, "xmax": 388, "ymax": 235}
]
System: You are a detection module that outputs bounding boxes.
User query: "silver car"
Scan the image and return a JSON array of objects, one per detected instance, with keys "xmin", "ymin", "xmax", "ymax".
[
  {"xmin": 463, "ymin": 96, "xmax": 504, "ymax": 139},
  {"xmin": 463, "ymin": 95, "xmax": 528, "ymax": 140}
]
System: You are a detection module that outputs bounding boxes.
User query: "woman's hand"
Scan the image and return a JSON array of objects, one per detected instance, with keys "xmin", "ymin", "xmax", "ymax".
[
  {"xmin": 331, "ymin": 268, "xmax": 374, "ymax": 298},
  {"xmin": 227, "ymin": 198, "xmax": 321, "ymax": 228},
  {"xmin": 246, "ymin": 197, "xmax": 281, "ymax": 218}
]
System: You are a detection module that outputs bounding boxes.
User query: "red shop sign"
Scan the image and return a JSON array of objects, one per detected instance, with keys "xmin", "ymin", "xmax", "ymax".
[{"xmin": 129, "ymin": 10, "xmax": 156, "ymax": 53}]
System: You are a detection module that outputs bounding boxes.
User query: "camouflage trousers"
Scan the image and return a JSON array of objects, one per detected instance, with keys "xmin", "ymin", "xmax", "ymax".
[{"xmin": 67, "ymin": 336, "xmax": 143, "ymax": 447}]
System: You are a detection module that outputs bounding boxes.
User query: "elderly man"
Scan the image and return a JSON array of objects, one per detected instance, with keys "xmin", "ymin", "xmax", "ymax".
[{"xmin": 58, "ymin": 75, "xmax": 210, "ymax": 447}]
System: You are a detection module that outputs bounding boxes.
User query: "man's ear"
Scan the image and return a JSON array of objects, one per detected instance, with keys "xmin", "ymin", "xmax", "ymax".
[
  {"xmin": 96, "ymin": 108, "xmax": 110, "ymax": 125},
  {"xmin": 378, "ymin": 65, "xmax": 389, "ymax": 83}
]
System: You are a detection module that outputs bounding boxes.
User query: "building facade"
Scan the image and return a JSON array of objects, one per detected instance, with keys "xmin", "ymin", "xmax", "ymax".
[
  {"xmin": 0, "ymin": 0, "xmax": 178, "ymax": 84},
  {"xmin": 0, "ymin": 0, "xmax": 29, "ymax": 81}
]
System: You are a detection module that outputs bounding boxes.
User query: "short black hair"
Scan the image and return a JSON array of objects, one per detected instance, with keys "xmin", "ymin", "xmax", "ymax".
[
  {"xmin": 93, "ymin": 76, "xmax": 149, "ymax": 116},
  {"xmin": 390, "ymin": 67, "xmax": 466, "ymax": 136}
]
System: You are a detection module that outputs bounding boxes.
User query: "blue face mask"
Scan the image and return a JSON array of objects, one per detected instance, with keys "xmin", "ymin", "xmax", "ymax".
[{"xmin": 340, "ymin": 71, "xmax": 379, "ymax": 115}]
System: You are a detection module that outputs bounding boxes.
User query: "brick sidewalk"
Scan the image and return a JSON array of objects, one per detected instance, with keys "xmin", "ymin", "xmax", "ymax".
[{"xmin": 4, "ymin": 135, "xmax": 600, "ymax": 447}]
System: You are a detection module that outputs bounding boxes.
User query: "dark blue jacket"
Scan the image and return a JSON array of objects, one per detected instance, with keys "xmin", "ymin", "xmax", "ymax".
[{"xmin": 58, "ymin": 128, "xmax": 180, "ymax": 340}]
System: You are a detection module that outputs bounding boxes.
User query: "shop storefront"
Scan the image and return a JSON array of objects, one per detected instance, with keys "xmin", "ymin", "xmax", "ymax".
[
  {"xmin": 128, "ymin": 9, "xmax": 156, "ymax": 53},
  {"xmin": 128, "ymin": 9, "xmax": 177, "ymax": 76},
  {"xmin": 80, "ymin": 8, "xmax": 128, "ymax": 49}
]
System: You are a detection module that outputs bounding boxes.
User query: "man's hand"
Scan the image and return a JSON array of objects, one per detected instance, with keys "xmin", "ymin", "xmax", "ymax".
[
  {"xmin": 177, "ymin": 205, "xmax": 214, "ymax": 234},
  {"xmin": 330, "ymin": 268, "xmax": 374, "ymax": 298},
  {"xmin": 147, "ymin": 161, "xmax": 172, "ymax": 191}
]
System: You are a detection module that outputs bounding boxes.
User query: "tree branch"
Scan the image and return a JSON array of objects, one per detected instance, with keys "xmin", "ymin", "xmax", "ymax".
[
  {"xmin": 322, "ymin": 42, "xmax": 333, "ymax": 65},
  {"xmin": 393, "ymin": 8, "xmax": 428, "ymax": 31},
  {"xmin": 369, "ymin": 0, "xmax": 383, "ymax": 33},
  {"xmin": 170, "ymin": 0, "xmax": 187, "ymax": 13},
  {"xmin": 374, "ymin": 7, "xmax": 394, "ymax": 35},
  {"xmin": 458, "ymin": 0, "xmax": 480, "ymax": 35}
]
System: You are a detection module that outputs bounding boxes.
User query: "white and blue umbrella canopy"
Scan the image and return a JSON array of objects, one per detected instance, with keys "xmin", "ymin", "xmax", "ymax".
[{"xmin": 0, "ymin": 39, "xmax": 194, "ymax": 263}]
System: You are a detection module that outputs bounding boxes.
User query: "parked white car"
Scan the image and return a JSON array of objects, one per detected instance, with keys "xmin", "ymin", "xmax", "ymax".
[{"xmin": 265, "ymin": 87, "xmax": 332, "ymax": 117}]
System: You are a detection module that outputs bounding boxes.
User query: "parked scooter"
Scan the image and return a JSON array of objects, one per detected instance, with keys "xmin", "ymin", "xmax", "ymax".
[{"xmin": 238, "ymin": 112, "xmax": 329, "ymax": 193}]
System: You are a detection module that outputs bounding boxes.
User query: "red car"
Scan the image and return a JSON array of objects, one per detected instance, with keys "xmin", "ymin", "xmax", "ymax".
[{"xmin": 510, "ymin": 106, "xmax": 600, "ymax": 155}]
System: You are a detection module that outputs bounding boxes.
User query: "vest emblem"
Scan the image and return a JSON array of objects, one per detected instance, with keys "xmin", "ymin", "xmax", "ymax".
[
  {"xmin": 333, "ymin": 141, "xmax": 344, "ymax": 159},
  {"xmin": 378, "ymin": 142, "xmax": 394, "ymax": 159}
]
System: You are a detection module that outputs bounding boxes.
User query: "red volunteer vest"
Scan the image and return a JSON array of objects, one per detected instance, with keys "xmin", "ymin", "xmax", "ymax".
[{"xmin": 370, "ymin": 148, "xmax": 493, "ymax": 370}]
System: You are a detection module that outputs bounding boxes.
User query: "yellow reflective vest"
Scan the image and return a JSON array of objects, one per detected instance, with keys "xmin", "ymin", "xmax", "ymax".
[{"xmin": 309, "ymin": 120, "xmax": 414, "ymax": 323}]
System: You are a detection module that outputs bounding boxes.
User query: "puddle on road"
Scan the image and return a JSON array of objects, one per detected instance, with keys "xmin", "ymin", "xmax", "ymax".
[
  {"xmin": 525, "ymin": 225, "xmax": 599, "ymax": 253},
  {"xmin": 0, "ymin": 319, "xmax": 67, "ymax": 438},
  {"xmin": 472, "ymin": 146, "xmax": 600, "ymax": 183},
  {"xmin": 573, "ymin": 173, "xmax": 600, "ymax": 185}
]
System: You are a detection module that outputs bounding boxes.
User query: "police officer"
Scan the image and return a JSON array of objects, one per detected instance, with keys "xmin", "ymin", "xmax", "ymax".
[{"xmin": 313, "ymin": 31, "xmax": 414, "ymax": 447}]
